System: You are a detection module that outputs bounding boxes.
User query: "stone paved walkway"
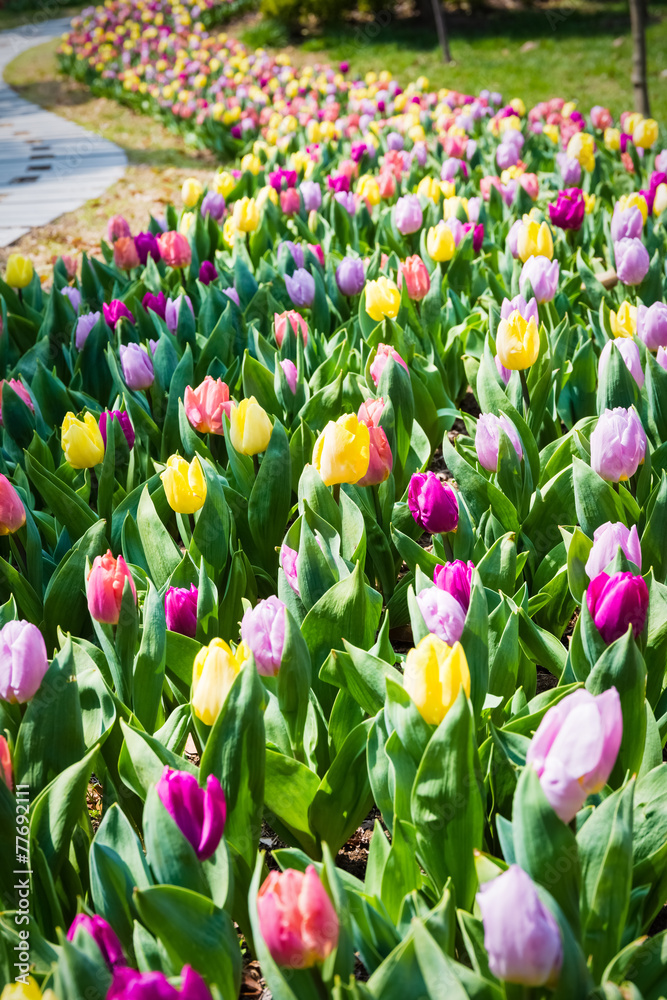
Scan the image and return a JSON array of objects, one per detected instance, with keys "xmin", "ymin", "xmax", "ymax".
[{"xmin": 0, "ymin": 17, "xmax": 126, "ymax": 247}]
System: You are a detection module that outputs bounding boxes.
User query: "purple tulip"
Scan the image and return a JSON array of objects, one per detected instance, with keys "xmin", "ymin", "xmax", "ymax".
[
  {"xmin": 280, "ymin": 240, "xmax": 304, "ymax": 269},
  {"xmin": 475, "ymin": 413, "xmax": 523, "ymax": 471},
  {"xmin": 61, "ymin": 286, "xmax": 81, "ymax": 313},
  {"xmin": 590, "ymin": 406, "xmax": 646, "ymax": 482},
  {"xmin": 527, "ymin": 687, "xmax": 623, "ymax": 821},
  {"xmin": 394, "ymin": 195, "xmax": 423, "ymax": 235},
  {"xmin": 408, "ymin": 472, "xmax": 459, "ymax": 534},
  {"xmin": 387, "ymin": 131, "xmax": 404, "ymax": 151},
  {"xmin": 433, "ymin": 559, "xmax": 474, "ymax": 613},
  {"xmin": 201, "ymin": 191, "xmax": 225, "ymax": 221},
  {"xmin": 0, "ymin": 620, "xmax": 49, "ymax": 704},
  {"xmin": 119, "ymin": 343, "xmax": 155, "ymax": 390},
  {"xmin": 222, "ymin": 286, "xmax": 240, "ymax": 307},
  {"xmin": 637, "ymin": 302, "xmax": 667, "ymax": 350},
  {"xmin": 555, "ymin": 152, "xmax": 581, "ymax": 186},
  {"xmin": 280, "ymin": 359, "xmax": 298, "ymax": 394},
  {"xmin": 585, "ymin": 521, "xmax": 642, "ymax": 579},
  {"xmin": 285, "ymin": 268, "xmax": 315, "ymax": 308},
  {"xmin": 108, "ymin": 966, "xmax": 212, "ymax": 1000},
  {"xmin": 103, "ymin": 300, "xmax": 134, "ymax": 330},
  {"xmin": 165, "ymin": 295, "xmax": 194, "ymax": 335},
  {"xmin": 135, "ymin": 232, "xmax": 161, "ymax": 265},
  {"xmin": 520, "ymin": 255, "xmax": 559, "ymax": 303},
  {"xmin": 336, "ymin": 257, "xmax": 365, "ymax": 296},
  {"xmin": 467, "ymin": 196, "xmax": 481, "ymax": 223},
  {"xmin": 500, "ymin": 294, "xmax": 538, "ymax": 327},
  {"xmin": 165, "ymin": 585, "xmax": 198, "ymax": 638},
  {"xmin": 75, "ymin": 311, "xmax": 100, "ymax": 349},
  {"xmin": 477, "ymin": 866, "xmax": 562, "ymax": 986},
  {"xmin": 598, "ymin": 338, "xmax": 644, "ymax": 388},
  {"xmin": 658, "ymin": 347, "xmax": 667, "ymax": 371},
  {"xmin": 548, "ymin": 187, "xmax": 585, "ymax": 230},
  {"xmin": 587, "ymin": 571, "xmax": 649, "ymax": 644},
  {"xmin": 610, "ymin": 204, "xmax": 643, "ymax": 242},
  {"xmin": 199, "ymin": 260, "xmax": 218, "ymax": 285},
  {"xmin": 507, "ymin": 219, "xmax": 523, "ymax": 259},
  {"xmin": 156, "ymin": 766, "xmax": 226, "ymax": 861},
  {"xmin": 300, "ymin": 180, "xmax": 322, "ymax": 212},
  {"xmin": 495, "ymin": 354, "xmax": 512, "ymax": 386},
  {"xmin": 67, "ymin": 914, "xmax": 124, "ymax": 969},
  {"xmin": 496, "ymin": 142, "xmax": 520, "ymax": 171},
  {"xmin": 446, "ymin": 217, "xmax": 466, "ymax": 247},
  {"xmin": 334, "ymin": 191, "xmax": 356, "ymax": 216},
  {"xmin": 143, "ymin": 291, "xmax": 167, "ymax": 320},
  {"xmin": 280, "ymin": 543, "xmax": 300, "ymax": 596},
  {"xmin": 441, "ymin": 157, "xmax": 464, "ymax": 181},
  {"xmin": 99, "ymin": 410, "xmax": 135, "ymax": 451},
  {"xmin": 416, "ymin": 586, "xmax": 466, "ymax": 645},
  {"xmin": 614, "ymin": 238, "xmax": 650, "ymax": 285},
  {"xmin": 240, "ymin": 595, "xmax": 286, "ymax": 677}
]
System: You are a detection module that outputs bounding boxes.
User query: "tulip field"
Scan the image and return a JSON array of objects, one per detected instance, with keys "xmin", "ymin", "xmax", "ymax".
[{"xmin": 2, "ymin": 0, "xmax": 667, "ymax": 997}]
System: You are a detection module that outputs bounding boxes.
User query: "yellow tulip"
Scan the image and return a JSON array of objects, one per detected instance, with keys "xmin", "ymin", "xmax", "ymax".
[
  {"xmin": 624, "ymin": 112, "xmax": 643, "ymax": 136},
  {"xmin": 228, "ymin": 397, "xmax": 272, "ymax": 456},
  {"xmin": 567, "ymin": 132, "xmax": 596, "ymax": 172},
  {"xmin": 161, "ymin": 454, "xmax": 207, "ymax": 513},
  {"xmin": 404, "ymin": 634, "xmax": 470, "ymax": 726},
  {"xmin": 5, "ymin": 254, "xmax": 34, "ymax": 289},
  {"xmin": 542, "ymin": 123, "xmax": 559, "ymax": 144},
  {"xmin": 653, "ymin": 183, "xmax": 667, "ymax": 216},
  {"xmin": 583, "ymin": 192, "xmax": 596, "ymax": 214},
  {"xmin": 610, "ymin": 301, "xmax": 637, "ymax": 339},
  {"xmin": 192, "ymin": 638, "xmax": 249, "ymax": 725},
  {"xmin": 496, "ymin": 310, "xmax": 540, "ymax": 371},
  {"xmin": 509, "ymin": 97, "xmax": 526, "ymax": 117},
  {"xmin": 426, "ymin": 224, "xmax": 456, "ymax": 262},
  {"xmin": 442, "ymin": 196, "xmax": 468, "ymax": 221},
  {"xmin": 61, "ymin": 411, "xmax": 105, "ymax": 469},
  {"xmin": 256, "ymin": 185, "xmax": 279, "ymax": 209},
  {"xmin": 181, "ymin": 177, "xmax": 203, "ymax": 208},
  {"xmin": 562, "ymin": 101, "xmax": 577, "ymax": 118},
  {"xmin": 241, "ymin": 153, "xmax": 263, "ymax": 176},
  {"xmin": 417, "ymin": 176, "xmax": 441, "ymax": 204},
  {"xmin": 517, "ymin": 220, "xmax": 553, "ymax": 263},
  {"xmin": 365, "ymin": 277, "xmax": 400, "ymax": 322},
  {"xmin": 312, "ymin": 414, "xmax": 370, "ymax": 487},
  {"xmin": 604, "ymin": 127, "xmax": 621, "ymax": 151},
  {"xmin": 633, "ymin": 118, "xmax": 658, "ymax": 149},
  {"xmin": 212, "ymin": 171, "xmax": 236, "ymax": 197},
  {"xmin": 232, "ymin": 197, "xmax": 260, "ymax": 233},
  {"xmin": 1, "ymin": 977, "xmax": 42, "ymax": 1000},
  {"xmin": 179, "ymin": 211, "xmax": 195, "ymax": 236},
  {"xmin": 357, "ymin": 175, "xmax": 380, "ymax": 206},
  {"xmin": 618, "ymin": 192, "xmax": 648, "ymax": 225}
]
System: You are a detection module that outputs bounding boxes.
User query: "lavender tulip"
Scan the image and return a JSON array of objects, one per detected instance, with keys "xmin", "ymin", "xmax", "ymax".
[
  {"xmin": 585, "ymin": 521, "xmax": 642, "ymax": 579},
  {"xmin": 280, "ymin": 359, "xmax": 298, "ymax": 394},
  {"xmin": 555, "ymin": 152, "xmax": 581, "ymax": 185},
  {"xmin": 477, "ymin": 866, "xmax": 562, "ymax": 986},
  {"xmin": 495, "ymin": 354, "xmax": 512, "ymax": 385},
  {"xmin": 587, "ymin": 571, "xmax": 649, "ymax": 644},
  {"xmin": 590, "ymin": 406, "xmax": 646, "ymax": 482},
  {"xmin": 610, "ymin": 204, "xmax": 644, "ymax": 242},
  {"xmin": 637, "ymin": 302, "xmax": 667, "ymax": 350},
  {"xmin": 67, "ymin": 914, "xmax": 124, "ymax": 969},
  {"xmin": 507, "ymin": 219, "xmax": 523, "ymax": 258},
  {"xmin": 336, "ymin": 257, "xmax": 365, "ymax": 296},
  {"xmin": 75, "ymin": 311, "xmax": 100, "ymax": 349},
  {"xmin": 201, "ymin": 191, "xmax": 225, "ymax": 221},
  {"xmin": 0, "ymin": 620, "xmax": 49, "ymax": 704},
  {"xmin": 334, "ymin": 191, "xmax": 356, "ymax": 216},
  {"xmin": 300, "ymin": 180, "xmax": 322, "ymax": 212},
  {"xmin": 500, "ymin": 294, "xmax": 538, "ymax": 326},
  {"xmin": 598, "ymin": 338, "xmax": 644, "ymax": 388},
  {"xmin": 280, "ymin": 543, "xmax": 300, "ymax": 596},
  {"xmin": 520, "ymin": 255, "xmax": 559, "ymax": 303},
  {"xmin": 240, "ymin": 596, "xmax": 286, "ymax": 677},
  {"xmin": 433, "ymin": 560, "xmax": 474, "ymax": 612},
  {"xmin": 165, "ymin": 585, "xmax": 198, "ymax": 638},
  {"xmin": 165, "ymin": 295, "xmax": 194, "ymax": 335},
  {"xmin": 394, "ymin": 195, "xmax": 423, "ymax": 235},
  {"xmin": 416, "ymin": 586, "xmax": 467, "ymax": 645},
  {"xmin": 119, "ymin": 343, "xmax": 155, "ymax": 390},
  {"xmin": 99, "ymin": 410, "xmax": 135, "ymax": 450},
  {"xmin": 387, "ymin": 131, "xmax": 404, "ymax": 151},
  {"xmin": 614, "ymin": 237, "xmax": 650, "ymax": 285},
  {"xmin": 285, "ymin": 269, "xmax": 315, "ymax": 308},
  {"xmin": 156, "ymin": 766, "xmax": 226, "ymax": 860},
  {"xmin": 61, "ymin": 286, "xmax": 81, "ymax": 313},
  {"xmin": 441, "ymin": 157, "xmax": 463, "ymax": 181},
  {"xmin": 222, "ymin": 286, "xmax": 240, "ymax": 307},
  {"xmin": 280, "ymin": 240, "xmax": 304, "ymax": 269},
  {"xmin": 527, "ymin": 687, "xmax": 623, "ymax": 821},
  {"xmin": 475, "ymin": 413, "xmax": 523, "ymax": 471},
  {"xmin": 408, "ymin": 472, "xmax": 459, "ymax": 534}
]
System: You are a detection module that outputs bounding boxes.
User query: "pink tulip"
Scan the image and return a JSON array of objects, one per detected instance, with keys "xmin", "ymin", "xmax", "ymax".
[
  {"xmin": 475, "ymin": 413, "xmax": 523, "ymax": 471},
  {"xmin": 598, "ymin": 339, "xmax": 644, "ymax": 388},
  {"xmin": 280, "ymin": 188, "xmax": 301, "ymax": 215},
  {"xmin": 87, "ymin": 550, "xmax": 137, "ymax": 625},
  {"xmin": 433, "ymin": 559, "xmax": 474, "ymax": 612},
  {"xmin": 113, "ymin": 236, "xmax": 140, "ymax": 270},
  {"xmin": 157, "ymin": 231, "xmax": 191, "ymax": 269},
  {"xmin": 280, "ymin": 359, "xmax": 298, "ymax": 394},
  {"xmin": 257, "ymin": 866, "xmax": 339, "ymax": 969},
  {"xmin": 357, "ymin": 397, "xmax": 385, "ymax": 428},
  {"xmin": 0, "ymin": 735, "xmax": 12, "ymax": 790},
  {"xmin": 274, "ymin": 311, "xmax": 309, "ymax": 348},
  {"xmin": 370, "ymin": 343, "xmax": 409, "ymax": 386},
  {"xmin": 0, "ymin": 620, "xmax": 48, "ymax": 704},
  {"xmin": 0, "ymin": 379, "xmax": 34, "ymax": 425},
  {"xmin": 587, "ymin": 570, "xmax": 649, "ymax": 644},
  {"xmin": 280, "ymin": 543, "xmax": 300, "ymax": 597},
  {"xmin": 398, "ymin": 255, "xmax": 430, "ymax": 301},
  {"xmin": 357, "ymin": 425, "xmax": 393, "ymax": 486},
  {"xmin": 590, "ymin": 406, "xmax": 646, "ymax": 482},
  {"xmin": 184, "ymin": 377, "xmax": 232, "ymax": 436},
  {"xmin": 0, "ymin": 474, "xmax": 26, "ymax": 535}
]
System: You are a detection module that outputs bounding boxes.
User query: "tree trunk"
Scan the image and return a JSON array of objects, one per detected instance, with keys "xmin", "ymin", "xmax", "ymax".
[
  {"xmin": 431, "ymin": 0, "xmax": 452, "ymax": 64},
  {"xmin": 629, "ymin": 0, "xmax": 650, "ymax": 116}
]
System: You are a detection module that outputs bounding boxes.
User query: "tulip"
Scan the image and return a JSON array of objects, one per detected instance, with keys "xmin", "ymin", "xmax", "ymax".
[
  {"xmin": 99, "ymin": 409, "xmax": 135, "ymax": 451},
  {"xmin": 365, "ymin": 277, "xmax": 401, "ymax": 322},
  {"xmin": 356, "ymin": 413, "xmax": 393, "ymax": 486},
  {"xmin": 277, "ymin": 359, "xmax": 297, "ymax": 395},
  {"xmin": 416, "ymin": 585, "xmax": 467, "ymax": 647},
  {"xmin": 285, "ymin": 269, "xmax": 315, "ymax": 308},
  {"xmin": 161, "ymin": 455, "xmax": 207, "ymax": 514},
  {"xmin": 135, "ymin": 232, "xmax": 160, "ymax": 265},
  {"xmin": 192, "ymin": 638, "xmax": 248, "ymax": 725},
  {"xmin": 300, "ymin": 180, "xmax": 322, "ymax": 212},
  {"xmin": 143, "ymin": 291, "xmax": 167, "ymax": 320},
  {"xmin": 587, "ymin": 571, "xmax": 649, "ymax": 644},
  {"xmin": 408, "ymin": 471, "xmax": 459, "ymax": 534},
  {"xmin": 370, "ymin": 342, "xmax": 409, "ymax": 385},
  {"xmin": 477, "ymin": 866, "xmax": 562, "ymax": 986},
  {"xmin": 156, "ymin": 766, "xmax": 226, "ymax": 860},
  {"xmin": 567, "ymin": 131, "xmax": 596, "ymax": 171},
  {"xmin": 274, "ymin": 311, "xmax": 309, "ymax": 348},
  {"xmin": 67, "ymin": 915, "xmax": 124, "ymax": 969},
  {"xmin": 0, "ymin": 735, "xmax": 12, "ymax": 791},
  {"xmin": 165, "ymin": 585, "xmax": 198, "ymax": 639},
  {"xmin": 334, "ymin": 191, "xmax": 356, "ymax": 216},
  {"xmin": 548, "ymin": 188, "xmax": 585, "ymax": 230},
  {"xmin": 280, "ymin": 188, "xmax": 301, "ymax": 216},
  {"xmin": 61, "ymin": 286, "xmax": 81, "ymax": 313},
  {"xmin": 313, "ymin": 414, "xmax": 370, "ymax": 487},
  {"xmin": 165, "ymin": 294, "xmax": 194, "ymax": 335},
  {"xmin": 5, "ymin": 254, "xmax": 33, "ymax": 290},
  {"xmin": 591, "ymin": 105, "xmax": 613, "ymax": 130},
  {"xmin": 232, "ymin": 197, "xmax": 260, "ymax": 233},
  {"xmin": 280, "ymin": 241, "xmax": 305, "ymax": 269},
  {"xmin": 555, "ymin": 152, "xmax": 581, "ymax": 186},
  {"xmin": 598, "ymin": 339, "xmax": 644, "ymax": 388},
  {"xmin": 113, "ymin": 236, "xmax": 140, "ymax": 270},
  {"xmin": 103, "ymin": 300, "xmax": 134, "ymax": 330},
  {"xmin": 426, "ymin": 223, "xmax": 456, "ymax": 262},
  {"xmin": 184, "ymin": 377, "xmax": 232, "ymax": 436},
  {"xmin": 240, "ymin": 596, "xmax": 286, "ymax": 677},
  {"xmin": 394, "ymin": 194, "xmax": 423, "ymax": 234},
  {"xmin": 107, "ymin": 215, "xmax": 131, "ymax": 243},
  {"xmin": 257, "ymin": 866, "xmax": 339, "ymax": 969},
  {"xmin": 0, "ymin": 978, "xmax": 42, "ymax": 1000},
  {"xmin": 120, "ymin": 343, "xmax": 154, "ymax": 390},
  {"xmin": 75, "ymin": 312, "xmax": 100, "ymax": 349},
  {"xmin": 614, "ymin": 237, "xmax": 650, "ymax": 285},
  {"xmin": 404, "ymin": 633, "xmax": 470, "ymax": 726},
  {"xmin": 199, "ymin": 260, "xmax": 218, "ymax": 285},
  {"xmin": 527, "ymin": 687, "xmax": 622, "ymax": 821},
  {"xmin": 433, "ymin": 559, "xmax": 474, "ymax": 612},
  {"xmin": 158, "ymin": 231, "xmax": 192, "ymax": 268},
  {"xmin": 108, "ymin": 966, "xmax": 212, "ymax": 1000},
  {"xmin": 475, "ymin": 413, "xmax": 523, "ymax": 471},
  {"xmin": 610, "ymin": 204, "xmax": 643, "ymax": 242},
  {"xmin": 517, "ymin": 220, "xmax": 553, "ymax": 263},
  {"xmin": 496, "ymin": 309, "xmax": 540, "ymax": 370},
  {"xmin": 182, "ymin": 177, "xmax": 204, "ymax": 207},
  {"xmin": 87, "ymin": 550, "xmax": 136, "ymax": 625},
  {"xmin": 634, "ymin": 118, "xmax": 658, "ymax": 148},
  {"xmin": 500, "ymin": 293, "xmax": 538, "ymax": 327},
  {"xmin": 398, "ymin": 255, "xmax": 430, "ymax": 300},
  {"xmin": 519, "ymin": 255, "xmax": 559, "ymax": 304},
  {"xmin": 0, "ymin": 620, "xmax": 49, "ymax": 704},
  {"xmin": 637, "ymin": 302, "xmax": 667, "ymax": 350},
  {"xmin": 610, "ymin": 301, "xmax": 637, "ymax": 339},
  {"xmin": 653, "ymin": 183, "xmax": 667, "ymax": 215},
  {"xmin": 280, "ymin": 543, "xmax": 300, "ymax": 597},
  {"xmin": 0, "ymin": 379, "xmax": 33, "ymax": 425},
  {"xmin": 494, "ymin": 354, "xmax": 512, "ymax": 386},
  {"xmin": 61, "ymin": 411, "xmax": 105, "ymax": 468},
  {"xmin": 585, "ymin": 521, "xmax": 641, "ymax": 580},
  {"xmin": 336, "ymin": 257, "xmax": 365, "ymax": 296},
  {"xmin": 229, "ymin": 397, "xmax": 273, "ymax": 456},
  {"xmin": 590, "ymin": 406, "xmax": 646, "ymax": 482}
]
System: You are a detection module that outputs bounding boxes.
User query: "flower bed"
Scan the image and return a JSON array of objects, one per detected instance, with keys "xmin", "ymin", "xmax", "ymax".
[{"xmin": 2, "ymin": 40, "xmax": 667, "ymax": 1000}]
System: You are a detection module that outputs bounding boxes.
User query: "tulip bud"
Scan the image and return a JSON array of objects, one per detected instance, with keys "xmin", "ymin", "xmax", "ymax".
[
  {"xmin": 107, "ymin": 215, "xmax": 131, "ymax": 243},
  {"xmin": 369, "ymin": 342, "xmax": 409, "ymax": 386},
  {"xmin": 585, "ymin": 521, "xmax": 641, "ymax": 579},
  {"xmin": 548, "ymin": 189, "xmax": 585, "ymax": 231},
  {"xmin": 587, "ymin": 570, "xmax": 648, "ymax": 644},
  {"xmin": 495, "ymin": 309, "xmax": 540, "ymax": 370},
  {"xmin": 433, "ymin": 559, "xmax": 474, "ymax": 612},
  {"xmin": 107, "ymin": 966, "xmax": 212, "ymax": 1000},
  {"xmin": 313, "ymin": 414, "xmax": 370, "ymax": 487},
  {"xmin": 184, "ymin": 377, "xmax": 232, "ymax": 436},
  {"xmin": 182, "ymin": 177, "xmax": 204, "ymax": 208},
  {"xmin": 398, "ymin": 255, "xmax": 430, "ymax": 300},
  {"xmin": 61, "ymin": 411, "xmax": 105, "ymax": 469},
  {"xmin": 165, "ymin": 295, "xmax": 194, "ymax": 335},
  {"xmin": 157, "ymin": 231, "xmax": 192, "ymax": 269},
  {"xmin": 517, "ymin": 220, "xmax": 553, "ymax": 262},
  {"xmin": 336, "ymin": 257, "xmax": 365, "ymax": 296},
  {"xmin": 274, "ymin": 311, "xmax": 309, "ymax": 348},
  {"xmin": 356, "ymin": 425, "xmax": 393, "ymax": 486},
  {"xmin": 119, "ymin": 344, "xmax": 154, "ymax": 391},
  {"xmin": 598, "ymin": 339, "xmax": 644, "ymax": 388},
  {"xmin": 285, "ymin": 268, "xmax": 315, "ymax": 308},
  {"xmin": 280, "ymin": 359, "xmax": 298, "ymax": 395},
  {"xmin": 590, "ymin": 406, "xmax": 646, "ymax": 482},
  {"xmin": 199, "ymin": 260, "xmax": 218, "ymax": 285},
  {"xmin": 156, "ymin": 766, "xmax": 226, "ymax": 860},
  {"xmin": 475, "ymin": 413, "xmax": 523, "ymax": 471},
  {"xmin": 527, "ymin": 687, "xmax": 622, "ymax": 821},
  {"xmin": 614, "ymin": 237, "xmax": 650, "ymax": 286},
  {"xmin": 99, "ymin": 410, "xmax": 135, "ymax": 451},
  {"xmin": 75, "ymin": 312, "xmax": 101, "ymax": 350},
  {"xmin": 103, "ymin": 300, "xmax": 134, "ymax": 330},
  {"xmin": 394, "ymin": 194, "xmax": 423, "ymax": 235},
  {"xmin": 192, "ymin": 638, "xmax": 249, "ymax": 725},
  {"xmin": 5, "ymin": 254, "xmax": 34, "ymax": 289},
  {"xmin": 637, "ymin": 302, "xmax": 667, "ymax": 350},
  {"xmin": 415, "ymin": 586, "xmax": 467, "ymax": 647},
  {"xmin": 240, "ymin": 596, "xmax": 286, "ymax": 677},
  {"xmin": 609, "ymin": 301, "xmax": 637, "ymax": 339},
  {"xmin": 477, "ymin": 866, "xmax": 562, "ymax": 986},
  {"xmin": 0, "ymin": 379, "xmax": 33, "ymax": 428},
  {"xmin": 408, "ymin": 471, "xmax": 459, "ymax": 534},
  {"xmin": 364, "ymin": 277, "xmax": 401, "ymax": 322},
  {"xmin": 113, "ymin": 236, "xmax": 140, "ymax": 271},
  {"xmin": 257, "ymin": 866, "xmax": 339, "ymax": 969},
  {"xmin": 165, "ymin": 585, "xmax": 198, "ymax": 638},
  {"xmin": 232, "ymin": 196, "xmax": 260, "ymax": 233},
  {"xmin": 228, "ymin": 397, "xmax": 273, "ymax": 456},
  {"xmin": 87, "ymin": 550, "xmax": 136, "ymax": 625},
  {"xmin": 0, "ymin": 474, "xmax": 26, "ymax": 536},
  {"xmin": 0, "ymin": 735, "xmax": 12, "ymax": 791},
  {"xmin": 404, "ymin": 634, "xmax": 470, "ymax": 726},
  {"xmin": 426, "ymin": 223, "xmax": 456, "ymax": 262},
  {"xmin": 519, "ymin": 255, "xmax": 559, "ymax": 304},
  {"xmin": 67, "ymin": 915, "xmax": 124, "ymax": 969},
  {"xmin": 0, "ymin": 620, "xmax": 49, "ymax": 704},
  {"xmin": 135, "ymin": 232, "xmax": 160, "ymax": 265},
  {"xmin": 280, "ymin": 543, "xmax": 300, "ymax": 596},
  {"xmin": 161, "ymin": 455, "xmax": 207, "ymax": 514}
]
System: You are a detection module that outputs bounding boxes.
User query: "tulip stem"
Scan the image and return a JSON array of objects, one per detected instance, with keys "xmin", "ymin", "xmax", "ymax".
[
  {"xmin": 519, "ymin": 369, "xmax": 531, "ymax": 415},
  {"xmin": 333, "ymin": 483, "xmax": 340, "ymax": 505},
  {"xmin": 252, "ymin": 454, "xmax": 260, "ymax": 478},
  {"xmin": 176, "ymin": 512, "xmax": 191, "ymax": 551}
]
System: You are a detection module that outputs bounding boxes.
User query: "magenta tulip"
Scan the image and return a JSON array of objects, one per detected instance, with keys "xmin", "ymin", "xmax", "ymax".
[
  {"xmin": 108, "ymin": 967, "xmax": 211, "ymax": 1000},
  {"xmin": 548, "ymin": 187, "xmax": 585, "ymax": 230},
  {"xmin": 99, "ymin": 410, "xmax": 135, "ymax": 450},
  {"xmin": 156, "ymin": 766, "xmax": 226, "ymax": 861},
  {"xmin": 587, "ymin": 571, "xmax": 649, "ymax": 644},
  {"xmin": 67, "ymin": 914, "xmax": 124, "ymax": 969},
  {"xmin": 433, "ymin": 560, "xmax": 474, "ymax": 612},
  {"xmin": 408, "ymin": 472, "xmax": 459, "ymax": 534},
  {"xmin": 165, "ymin": 585, "xmax": 198, "ymax": 638}
]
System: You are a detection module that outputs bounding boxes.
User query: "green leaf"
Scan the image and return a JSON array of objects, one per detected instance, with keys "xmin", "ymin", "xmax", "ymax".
[
  {"xmin": 24, "ymin": 452, "xmax": 98, "ymax": 541},
  {"xmin": 301, "ymin": 561, "xmax": 382, "ymax": 671},
  {"xmin": 309, "ymin": 720, "xmax": 374, "ymax": 856},
  {"xmin": 264, "ymin": 750, "xmax": 320, "ymax": 857},
  {"xmin": 248, "ymin": 421, "xmax": 292, "ymax": 571},
  {"xmin": 136, "ymin": 485, "xmax": 182, "ymax": 588},
  {"xmin": 30, "ymin": 744, "xmax": 99, "ymax": 877},
  {"xmin": 133, "ymin": 580, "xmax": 167, "ymax": 734}
]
